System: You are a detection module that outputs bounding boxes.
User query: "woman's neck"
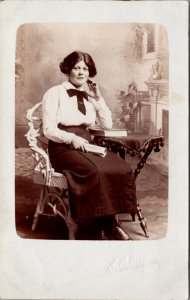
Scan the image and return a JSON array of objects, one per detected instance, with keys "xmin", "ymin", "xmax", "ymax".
[{"xmin": 68, "ymin": 80, "xmax": 83, "ymax": 90}]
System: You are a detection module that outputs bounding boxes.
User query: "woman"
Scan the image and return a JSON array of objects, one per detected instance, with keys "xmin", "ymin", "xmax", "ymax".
[{"xmin": 42, "ymin": 50, "xmax": 136, "ymax": 240}]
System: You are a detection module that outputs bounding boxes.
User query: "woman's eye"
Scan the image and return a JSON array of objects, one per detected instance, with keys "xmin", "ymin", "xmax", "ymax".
[{"xmin": 73, "ymin": 66, "xmax": 88, "ymax": 71}]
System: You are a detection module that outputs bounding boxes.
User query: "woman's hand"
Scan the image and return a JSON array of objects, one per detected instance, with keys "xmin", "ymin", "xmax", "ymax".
[
  {"xmin": 71, "ymin": 135, "xmax": 89, "ymax": 152},
  {"xmin": 86, "ymin": 79, "xmax": 102, "ymax": 101}
]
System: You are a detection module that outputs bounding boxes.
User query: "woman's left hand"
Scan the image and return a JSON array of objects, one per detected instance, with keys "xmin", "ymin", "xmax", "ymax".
[{"xmin": 86, "ymin": 80, "xmax": 102, "ymax": 101}]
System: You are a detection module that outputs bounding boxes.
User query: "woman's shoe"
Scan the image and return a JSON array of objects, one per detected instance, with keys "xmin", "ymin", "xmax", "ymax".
[
  {"xmin": 99, "ymin": 228, "xmax": 112, "ymax": 240},
  {"xmin": 111, "ymin": 224, "xmax": 131, "ymax": 241},
  {"xmin": 95, "ymin": 216, "xmax": 131, "ymax": 240}
]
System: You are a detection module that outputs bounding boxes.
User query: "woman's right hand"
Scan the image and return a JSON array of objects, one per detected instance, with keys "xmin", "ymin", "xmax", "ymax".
[
  {"xmin": 86, "ymin": 80, "xmax": 102, "ymax": 101},
  {"xmin": 71, "ymin": 135, "xmax": 89, "ymax": 152}
]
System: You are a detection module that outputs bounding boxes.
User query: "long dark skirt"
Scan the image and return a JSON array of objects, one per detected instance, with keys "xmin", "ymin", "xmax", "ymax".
[{"xmin": 48, "ymin": 125, "xmax": 137, "ymax": 220}]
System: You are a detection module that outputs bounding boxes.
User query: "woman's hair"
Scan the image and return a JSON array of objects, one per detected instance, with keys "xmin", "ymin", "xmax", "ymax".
[{"xmin": 59, "ymin": 51, "xmax": 97, "ymax": 77}]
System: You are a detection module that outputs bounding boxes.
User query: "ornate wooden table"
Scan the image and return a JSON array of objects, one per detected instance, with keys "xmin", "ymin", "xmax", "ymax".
[
  {"xmin": 91, "ymin": 131, "xmax": 164, "ymax": 238},
  {"xmin": 93, "ymin": 133, "xmax": 164, "ymax": 178}
]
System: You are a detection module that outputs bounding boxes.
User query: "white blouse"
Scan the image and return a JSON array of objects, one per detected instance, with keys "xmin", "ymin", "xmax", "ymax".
[{"xmin": 42, "ymin": 81, "xmax": 113, "ymax": 144}]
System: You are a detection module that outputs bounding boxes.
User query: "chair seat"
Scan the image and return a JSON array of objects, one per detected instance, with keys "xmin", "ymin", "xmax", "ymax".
[{"xmin": 33, "ymin": 170, "xmax": 68, "ymax": 189}]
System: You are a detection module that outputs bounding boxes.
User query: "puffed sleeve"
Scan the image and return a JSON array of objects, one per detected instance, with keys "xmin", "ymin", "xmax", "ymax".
[
  {"xmin": 88, "ymin": 97, "xmax": 113, "ymax": 129},
  {"xmin": 42, "ymin": 87, "xmax": 76, "ymax": 144}
]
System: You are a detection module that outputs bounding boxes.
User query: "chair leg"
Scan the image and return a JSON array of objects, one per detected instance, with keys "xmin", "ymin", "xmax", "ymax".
[
  {"xmin": 67, "ymin": 219, "xmax": 78, "ymax": 240},
  {"xmin": 47, "ymin": 189, "xmax": 78, "ymax": 240},
  {"xmin": 32, "ymin": 185, "xmax": 78, "ymax": 239},
  {"xmin": 32, "ymin": 185, "xmax": 47, "ymax": 231},
  {"xmin": 31, "ymin": 214, "xmax": 40, "ymax": 231},
  {"xmin": 136, "ymin": 204, "xmax": 149, "ymax": 238}
]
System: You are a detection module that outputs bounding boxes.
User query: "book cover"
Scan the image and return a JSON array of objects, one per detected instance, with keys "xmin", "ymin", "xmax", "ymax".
[
  {"xmin": 84, "ymin": 143, "xmax": 107, "ymax": 157},
  {"xmin": 89, "ymin": 127, "xmax": 128, "ymax": 137}
]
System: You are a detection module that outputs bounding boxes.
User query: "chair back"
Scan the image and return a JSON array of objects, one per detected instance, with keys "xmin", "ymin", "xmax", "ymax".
[{"xmin": 25, "ymin": 102, "xmax": 61, "ymax": 186}]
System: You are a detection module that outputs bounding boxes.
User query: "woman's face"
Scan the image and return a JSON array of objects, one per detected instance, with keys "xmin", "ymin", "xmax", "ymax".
[{"xmin": 69, "ymin": 60, "xmax": 89, "ymax": 88}]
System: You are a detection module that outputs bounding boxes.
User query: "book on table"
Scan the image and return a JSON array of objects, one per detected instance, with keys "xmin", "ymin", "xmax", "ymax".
[
  {"xmin": 84, "ymin": 143, "xmax": 107, "ymax": 157},
  {"xmin": 88, "ymin": 127, "xmax": 128, "ymax": 137}
]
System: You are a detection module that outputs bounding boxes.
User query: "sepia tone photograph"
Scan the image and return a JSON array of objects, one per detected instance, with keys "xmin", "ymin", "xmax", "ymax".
[
  {"xmin": 1, "ymin": 1, "xmax": 188, "ymax": 299},
  {"xmin": 15, "ymin": 23, "xmax": 168, "ymax": 241}
]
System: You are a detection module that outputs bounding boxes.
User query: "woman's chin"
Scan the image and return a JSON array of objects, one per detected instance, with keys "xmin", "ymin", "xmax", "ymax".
[{"xmin": 72, "ymin": 81, "xmax": 86, "ymax": 88}]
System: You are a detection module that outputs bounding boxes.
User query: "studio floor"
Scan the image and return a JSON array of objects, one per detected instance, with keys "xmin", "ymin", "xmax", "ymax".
[{"xmin": 15, "ymin": 148, "xmax": 168, "ymax": 241}]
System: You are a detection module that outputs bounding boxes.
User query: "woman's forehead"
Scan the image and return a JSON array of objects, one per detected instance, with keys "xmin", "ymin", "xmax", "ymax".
[{"xmin": 74, "ymin": 59, "xmax": 88, "ymax": 67}]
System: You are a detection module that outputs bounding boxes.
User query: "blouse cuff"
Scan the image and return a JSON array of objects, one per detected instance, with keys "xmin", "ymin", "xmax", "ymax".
[
  {"xmin": 58, "ymin": 130, "xmax": 76, "ymax": 144},
  {"xmin": 44, "ymin": 127, "xmax": 76, "ymax": 144}
]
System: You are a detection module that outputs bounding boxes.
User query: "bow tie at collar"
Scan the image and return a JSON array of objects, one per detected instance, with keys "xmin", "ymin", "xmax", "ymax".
[
  {"xmin": 66, "ymin": 88, "xmax": 88, "ymax": 115},
  {"xmin": 67, "ymin": 89, "xmax": 88, "ymax": 100}
]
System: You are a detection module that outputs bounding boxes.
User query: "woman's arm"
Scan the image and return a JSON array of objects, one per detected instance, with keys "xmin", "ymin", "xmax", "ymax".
[
  {"xmin": 42, "ymin": 87, "xmax": 76, "ymax": 144},
  {"xmin": 89, "ymin": 97, "xmax": 113, "ymax": 129},
  {"xmin": 86, "ymin": 81, "xmax": 113, "ymax": 129}
]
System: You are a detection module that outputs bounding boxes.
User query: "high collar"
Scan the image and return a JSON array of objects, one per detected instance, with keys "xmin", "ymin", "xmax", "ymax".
[{"xmin": 62, "ymin": 80, "xmax": 85, "ymax": 91}]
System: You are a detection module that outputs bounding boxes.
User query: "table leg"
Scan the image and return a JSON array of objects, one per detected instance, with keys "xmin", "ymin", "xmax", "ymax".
[{"xmin": 136, "ymin": 204, "xmax": 149, "ymax": 237}]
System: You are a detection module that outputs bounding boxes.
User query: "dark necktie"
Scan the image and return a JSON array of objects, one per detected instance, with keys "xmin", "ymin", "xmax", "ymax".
[{"xmin": 67, "ymin": 89, "xmax": 88, "ymax": 115}]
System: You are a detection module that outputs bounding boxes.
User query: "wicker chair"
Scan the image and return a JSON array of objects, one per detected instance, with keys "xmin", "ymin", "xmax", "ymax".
[{"xmin": 25, "ymin": 102, "xmax": 77, "ymax": 240}]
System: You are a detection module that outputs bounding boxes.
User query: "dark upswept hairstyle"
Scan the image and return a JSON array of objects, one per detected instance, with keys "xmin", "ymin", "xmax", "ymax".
[{"xmin": 59, "ymin": 51, "xmax": 97, "ymax": 77}]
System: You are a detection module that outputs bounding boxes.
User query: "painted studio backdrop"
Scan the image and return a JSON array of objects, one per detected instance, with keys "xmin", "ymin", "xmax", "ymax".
[{"xmin": 15, "ymin": 23, "xmax": 168, "ymax": 166}]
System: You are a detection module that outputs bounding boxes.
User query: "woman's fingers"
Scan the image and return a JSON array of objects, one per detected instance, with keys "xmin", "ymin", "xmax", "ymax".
[
  {"xmin": 71, "ymin": 137, "xmax": 89, "ymax": 152},
  {"xmin": 81, "ymin": 145, "xmax": 87, "ymax": 152},
  {"xmin": 87, "ymin": 79, "xmax": 97, "ymax": 90},
  {"xmin": 86, "ymin": 83, "xmax": 102, "ymax": 101},
  {"xmin": 86, "ymin": 80, "xmax": 98, "ymax": 97},
  {"xmin": 81, "ymin": 140, "xmax": 89, "ymax": 152}
]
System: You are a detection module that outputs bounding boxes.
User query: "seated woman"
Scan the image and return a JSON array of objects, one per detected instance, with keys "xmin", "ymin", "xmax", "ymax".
[{"xmin": 42, "ymin": 50, "xmax": 136, "ymax": 240}]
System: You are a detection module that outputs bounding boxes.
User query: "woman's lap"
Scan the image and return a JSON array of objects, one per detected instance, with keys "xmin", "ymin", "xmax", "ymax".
[{"xmin": 48, "ymin": 140, "xmax": 137, "ymax": 219}]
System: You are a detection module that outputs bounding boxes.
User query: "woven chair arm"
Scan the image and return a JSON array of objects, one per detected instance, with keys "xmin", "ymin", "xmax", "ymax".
[
  {"xmin": 26, "ymin": 102, "xmax": 42, "ymax": 122},
  {"xmin": 25, "ymin": 102, "xmax": 54, "ymax": 181}
]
